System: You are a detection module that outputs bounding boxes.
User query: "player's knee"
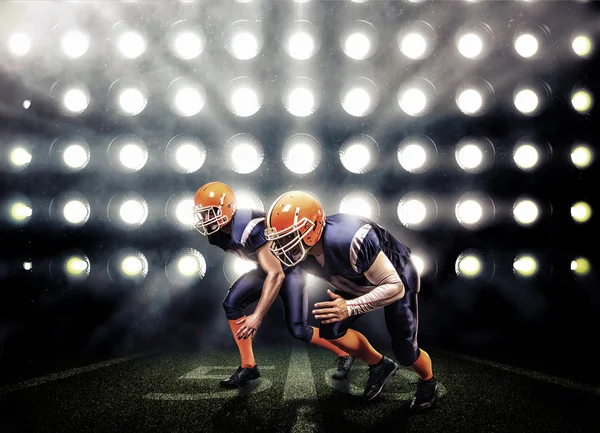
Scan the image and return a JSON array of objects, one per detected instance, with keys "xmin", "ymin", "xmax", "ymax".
[
  {"xmin": 287, "ymin": 322, "xmax": 313, "ymax": 342},
  {"xmin": 222, "ymin": 299, "xmax": 244, "ymax": 320},
  {"xmin": 392, "ymin": 340, "xmax": 419, "ymax": 367},
  {"xmin": 319, "ymin": 325, "xmax": 346, "ymax": 341}
]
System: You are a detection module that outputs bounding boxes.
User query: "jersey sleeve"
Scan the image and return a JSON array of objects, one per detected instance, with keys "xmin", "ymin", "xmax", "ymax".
[
  {"xmin": 352, "ymin": 227, "xmax": 382, "ymax": 275},
  {"xmin": 243, "ymin": 220, "xmax": 268, "ymax": 252}
]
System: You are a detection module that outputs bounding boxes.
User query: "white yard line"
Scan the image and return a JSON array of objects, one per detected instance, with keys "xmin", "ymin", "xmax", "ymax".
[
  {"xmin": 283, "ymin": 346, "xmax": 319, "ymax": 433},
  {"xmin": 0, "ymin": 351, "xmax": 155, "ymax": 395}
]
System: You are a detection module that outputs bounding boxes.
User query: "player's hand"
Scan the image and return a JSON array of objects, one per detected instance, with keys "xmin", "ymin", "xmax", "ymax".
[
  {"xmin": 236, "ymin": 313, "xmax": 263, "ymax": 340},
  {"xmin": 313, "ymin": 290, "xmax": 349, "ymax": 324}
]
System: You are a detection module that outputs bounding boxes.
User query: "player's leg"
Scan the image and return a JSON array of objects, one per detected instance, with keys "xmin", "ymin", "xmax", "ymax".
[
  {"xmin": 220, "ymin": 269, "xmax": 266, "ymax": 387},
  {"xmin": 278, "ymin": 268, "xmax": 354, "ymax": 379},
  {"xmin": 384, "ymin": 260, "xmax": 437, "ymax": 410}
]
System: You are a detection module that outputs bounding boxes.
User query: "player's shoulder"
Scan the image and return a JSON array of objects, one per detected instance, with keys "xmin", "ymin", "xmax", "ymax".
[
  {"xmin": 324, "ymin": 213, "xmax": 373, "ymax": 247},
  {"xmin": 231, "ymin": 208, "xmax": 266, "ymax": 244}
]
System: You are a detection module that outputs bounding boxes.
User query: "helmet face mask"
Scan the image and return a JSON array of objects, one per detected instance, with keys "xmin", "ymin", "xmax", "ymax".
[
  {"xmin": 265, "ymin": 217, "xmax": 315, "ymax": 267},
  {"xmin": 194, "ymin": 205, "xmax": 229, "ymax": 236}
]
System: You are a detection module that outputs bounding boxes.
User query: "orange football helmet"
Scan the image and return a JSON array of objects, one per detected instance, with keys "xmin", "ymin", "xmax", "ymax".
[
  {"xmin": 194, "ymin": 182, "xmax": 236, "ymax": 236},
  {"xmin": 265, "ymin": 191, "xmax": 326, "ymax": 267}
]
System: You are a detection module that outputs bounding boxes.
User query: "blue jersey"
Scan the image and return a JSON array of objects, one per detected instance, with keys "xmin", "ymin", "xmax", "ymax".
[
  {"xmin": 207, "ymin": 208, "xmax": 267, "ymax": 262},
  {"xmin": 299, "ymin": 213, "xmax": 411, "ymax": 296}
]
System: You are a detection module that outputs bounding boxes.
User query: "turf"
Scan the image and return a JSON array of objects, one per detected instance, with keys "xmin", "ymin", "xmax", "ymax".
[{"xmin": 0, "ymin": 345, "xmax": 598, "ymax": 433}]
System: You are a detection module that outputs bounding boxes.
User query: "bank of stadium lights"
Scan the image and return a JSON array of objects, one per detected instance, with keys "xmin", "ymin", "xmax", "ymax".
[
  {"xmin": 513, "ymin": 81, "xmax": 550, "ymax": 116},
  {"xmin": 572, "ymin": 34, "xmax": 592, "ymax": 58},
  {"xmin": 225, "ymin": 134, "xmax": 264, "ymax": 174},
  {"xmin": 8, "ymin": 32, "xmax": 31, "ymax": 57},
  {"xmin": 398, "ymin": 78, "xmax": 436, "ymax": 117},
  {"xmin": 341, "ymin": 77, "xmax": 378, "ymax": 117},
  {"xmin": 50, "ymin": 137, "xmax": 90, "ymax": 172},
  {"xmin": 226, "ymin": 77, "xmax": 262, "ymax": 117},
  {"xmin": 455, "ymin": 138, "xmax": 494, "ymax": 173},
  {"xmin": 282, "ymin": 134, "xmax": 321, "ymax": 174},
  {"xmin": 456, "ymin": 22, "xmax": 493, "ymax": 60},
  {"xmin": 455, "ymin": 79, "xmax": 493, "ymax": 116},
  {"xmin": 455, "ymin": 193, "xmax": 495, "ymax": 229},
  {"xmin": 108, "ymin": 250, "xmax": 148, "ymax": 283},
  {"xmin": 166, "ymin": 249, "xmax": 207, "ymax": 286},
  {"xmin": 283, "ymin": 77, "xmax": 320, "ymax": 117},
  {"xmin": 571, "ymin": 88, "xmax": 593, "ymax": 114},
  {"xmin": 166, "ymin": 135, "xmax": 206, "ymax": 174},
  {"xmin": 285, "ymin": 20, "xmax": 320, "ymax": 60},
  {"xmin": 571, "ymin": 201, "xmax": 592, "ymax": 224},
  {"xmin": 339, "ymin": 191, "xmax": 380, "ymax": 220},
  {"xmin": 108, "ymin": 193, "xmax": 148, "ymax": 229},
  {"xmin": 59, "ymin": 28, "xmax": 90, "ymax": 59},
  {"xmin": 234, "ymin": 190, "xmax": 265, "ymax": 211},
  {"xmin": 341, "ymin": 21, "xmax": 378, "ymax": 60},
  {"xmin": 339, "ymin": 134, "xmax": 379, "ymax": 174},
  {"xmin": 571, "ymin": 257, "xmax": 591, "ymax": 276},
  {"xmin": 398, "ymin": 21, "xmax": 437, "ymax": 60},
  {"xmin": 50, "ymin": 192, "xmax": 91, "ymax": 226},
  {"xmin": 167, "ymin": 21, "xmax": 205, "ymax": 60},
  {"xmin": 397, "ymin": 193, "xmax": 437, "ymax": 230},
  {"xmin": 571, "ymin": 143, "xmax": 594, "ymax": 169},
  {"xmin": 108, "ymin": 135, "xmax": 148, "ymax": 172},
  {"xmin": 513, "ymin": 197, "xmax": 541, "ymax": 227},
  {"xmin": 397, "ymin": 136, "xmax": 437, "ymax": 174},
  {"xmin": 167, "ymin": 78, "xmax": 206, "ymax": 117},
  {"xmin": 227, "ymin": 20, "xmax": 263, "ymax": 60},
  {"xmin": 513, "ymin": 254, "xmax": 539, "ymax": 278}
]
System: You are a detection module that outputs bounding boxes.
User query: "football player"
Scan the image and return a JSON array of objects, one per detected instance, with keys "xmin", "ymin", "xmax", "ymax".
[
  {"xmin": 194, "ymin": 182, "xmax": 355, "ymax": 388},
  {"xmin": 265, "ymin": 191, "xmax": 437, "ymax": 410}
]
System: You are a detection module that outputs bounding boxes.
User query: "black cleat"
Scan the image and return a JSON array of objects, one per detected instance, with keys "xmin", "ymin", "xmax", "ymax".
[
  {"xmin": 410, "ymin": 375, "xmax": 437, "ymax": 410},
  {"xmin": 363, "ymin": 356, "xmax": 398, "ymax": 402},
  {"xmin": 332, "ymin": 356, "xmax": 355, "ymax": 380},
  {"xmin": 220, "ymin": 365, "xmax": 260, "ymax": 388}
]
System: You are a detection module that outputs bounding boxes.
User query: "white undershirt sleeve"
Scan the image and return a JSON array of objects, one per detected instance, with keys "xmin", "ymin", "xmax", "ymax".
[{"xmin": 345, "ymin": 251, "xmax": 405, "ymax": 316}]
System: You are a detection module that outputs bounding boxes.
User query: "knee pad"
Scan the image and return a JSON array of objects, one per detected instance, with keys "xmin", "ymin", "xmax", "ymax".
[
  {"xmin": 393, "ymin": 340, "xmax": 419, "ymax": 366},
  {"xmin": 287, "ymin": 323, "xmax": 313, "ymax": 343},
  {"xmin": 222, "ymin": 299, "xmax": 244, "ymax": 321}
]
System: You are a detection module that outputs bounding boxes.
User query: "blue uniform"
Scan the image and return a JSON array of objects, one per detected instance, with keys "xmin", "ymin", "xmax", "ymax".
[
  {"xmin": 299, "ymin": 213, "xmax": 421, "ymax": 366},
  {"xmin": 208, "ymin": 209, "xmax": 313, "ymax": 342}
]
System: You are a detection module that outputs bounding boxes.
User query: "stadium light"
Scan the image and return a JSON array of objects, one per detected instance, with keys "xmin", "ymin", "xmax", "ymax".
[
  {"xmin": 9, "ymin": 146, "xmax": 32, "ymax": 169},
  {"xmin": 455, "ymin": 138, "xmax": 494, "ymax": 173},
  {"xmin": 225, "ymin": 134, "xmax": 264, "ymax": 174},
  {"xmin": 166, "ymin": 192, "xmax": 195, "ymax": 230},
  {"xmin": 285, "ymin": 20, "xmax": 320, "ymax": 60},
  {"xmin": 398, "ymin": 21, "xmax": 437, "ymax": 60},
  {"xmin": 513, "ymin": 254, "xmax": 539, "ymax": 278},
  {"xmin": 572, "ymin": 34, "xmax": 592, "ymax": 58},
  {"xmin": 513, "ymin": 197, "xmax": 541, "ymax": 226},
  {"xmin": 571, "ymin": 257, "xmax": 590, "ymax": 276},
  {"xmin": 166, "ymin": 249, "xmax": 207, "ymax": 285},
  {"xmin": 571, "ymin": 89, "xmax": 593, "ymax": 114},
  {"xmin": 168, "ymin": 21, "xmax": 205, "ymax": 60},
  {"xmin": 283, "ymin": 77, "xmax": 320, "ymax": 117},
  {"xmin": 282, "ymin": 134, "xmax": 321, "ymax": 174},
  {"xmin": 341, "ymin": 77, "xmax": 378, "ymax": 117},
  {"xmin": 397, "ymin": 135, "xmax": 437, "ymax": 174},
  {"xmin": 513, "ymin": 80, "xmax": 550, "ymax": 116},
  {"xmin": 339, "ymin": 191, "xmax": 380, "ymax": 220},
  {"xmin": 570, "ymin": 143, "xmax": 594, "ymax": 169},
  {"xmin": 455, "ymin": 78, "xmax": 493, "ymax": 116},
  {"xmin": 228, "ymin": 20, "xmax": 263, "ymax": 60},
  {"xmin": 571, "ymin": 202, "xmax": 592, "ymax": 223},
  {"xmin": 108, "ymin": 193, "xmax": 148, "ymax": 229},
  {"xmin": 397, "ymin": 193, "xmax": 437, "ymax": 230},
  {"xmin": 398, "ymin": 77, "xmax": 436, "ymax": 117},
  {"xmin": 167, "ymin": 78, "xmax": 206, "ymax": 117},
  {"xmin": 60, "ymin": 29, "xmax": 90, "ymax": 59},
  {"xmin": 234, "ymin": 190, "xmax": 264, "ymax": 211},
  {"xmin": 455, "ymin": 193, "xmax": 495, "ymax": 229},
  {"xmin": 8, "ymin": 32, "xmax": 31, "ymax": 57},
  {"xmin": 341, "ymin": 21, "xmax": 377, "ymax": 60},
  {"xmin": 339, "ymin": 134, "xmax": 378, "ymax": 174}
]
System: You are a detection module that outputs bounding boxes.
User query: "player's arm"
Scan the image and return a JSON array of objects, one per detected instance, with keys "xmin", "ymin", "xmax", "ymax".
[{"xmin": 345, "ymin": 251, "xmax": 405, "ymax": 316}]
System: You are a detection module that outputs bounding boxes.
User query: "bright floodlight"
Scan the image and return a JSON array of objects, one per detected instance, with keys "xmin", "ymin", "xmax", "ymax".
[
  {"xmin": 121, "ymin": 255, "xmax": 145, "ymax": 276},
  {"xmin": 173, "ymin": 86, "xmax": 206, "ymax": 117},
  {"xmin": 398, "ymin": 88, "xmax": 427, "ymax": 116},
  {"xmin": 174, "ymin": 31, "xmax": 204, "ymax": 59},
  {"xmin": 282, "ymin": 134, "xmax": 321, "ymax": 174},
  {"xmin": 65, "ymin": 256, "xmax": 90, "ymax": 277},
  {"xmin": 10, "ymin": 202, "xmax": 32, "ymax": 222},
  {"xmin": 177, "ymin": 254, "xmax": 203, "ymax": 277},
  {"xmin": 571, "ymin": 257, "xmax": 590, "ymax": 276},
  {"xmin": 230, "ymin": 142, "xmax": 263, "ymax": 174},
  {"xmin": 572, "ymin": 35, "xmax": 592, "ymax": 58},
  {"xmin": 10, "ymin": 147, "xmax": 32, "ymax": 168},
  {"xmin": 399, "ymin": 144, "xmax": 426, "ymax": 172},
  {"xmin": 63, "ymin": 200, "xmax": 90, "ymax": 225},
  {"xmin": 456, "ymin": 254, "xmax": 482, "ymax": 277},
  {"xmin": 339, "ymin": 135, "xmax": 378, "ymax": 174},
  {"xmin": 288, "ymin": 31, "xmax": 315, "ymax": 60},
  {"xmin": 411, "ymin": 254, "xmax": 425, "ymax": 275},
  {"xmin": 513, "ymin": 143, "xmax": 539, "ymax": 171},
  {"xmin": 61, "ymin": 29, "xmax": 90, "ymax": 58},
  {"xmin": 119, "ymin": 88, "xmax": 147, "ymax": 116},
  {"xmin": 513, "ymin": 255, "xmax": 538, "ymax": 277},
  {"xmin": 63, "ymin": 144, "xmax": 89, "ymax": 169},
  {"xmin": 339, "ymin": 192, "xmax": 379, "ymax": 220},
  {"xmin": 119, "ymin": 199, "xmax": 148, "ymax": 225},
  {"xmin": 175, "ymin": 198, "xmax": 195, "ymax": 226},
  {"xmin": 398, "ymin": 199, "xmax": 426, "ymax": 226},
  {"xmin": 119, "ymin": 143, "xmax": 147, "ymax": 171},
  {"xmin": 456, "ymin": 199, "xmax": 483, "ymax": 226},
  {"xmin": 456, "ymin": 144, "xmax": 483, "ymax": 171},
  {"xmin": 571, "ymin": 201, "xmax": 592, "ymax": 223},
  {"xmin": 514, "ymin": 89, "xmax": 538, "ymax": 114},
  {"xmin": 571, "ymin": 144, "xmax": 593, "ymax": 169},
  {"xmin": 231, "ymin": 31, "xmax": 259, "ymax": 59},
  {"xmin": 342, "ymin": 88, "xmax": 371, "ymax": 117},
  {"xmin": 514, "ymin": 33, "xmax": 538, "ymax": 58},
  {"xmin": 8, "ymin": 33, "xmax": 31, "ymax": 57},
  {"xmin": 458, "ymin": 33, "xmax": 483, "ymax": 59},
  {"xmin": 286, "ymin": 87, "xmax": 316, "ymax": 117},
  {"xmin": 118, "ymin": 31, "xmax": 146, "ymax": 59},
  {"xmin": 401, "ymin": 33, "xmax": 427, "ymax": 60},
  {"xmin": 63, "ymin": 88, "xmax": 89, "ymax": 114},
  {"xmin": 344, "ymin": 32, "xmax": 371, "ymax": 60},
  {"xmin": 231, "ymin": 87, "xmax": 260, "ymax": 117},
  {"xmin": 513, "ymin": 199, "xmax": 539, "ymax": 226},
  {"xmin": 571, "ymin": 89, "xmax": 593, "ymax": 114},
  {"xmin": 457, "ymin": 89, "xmax": 483, "ymax": 114},
  {"xmin": 175, "ymin": 143, "xmax": 206, "ymax": 173},
  {"xmin": 235, "ymin": 190, "xmax": 264, "ymax": 211}
]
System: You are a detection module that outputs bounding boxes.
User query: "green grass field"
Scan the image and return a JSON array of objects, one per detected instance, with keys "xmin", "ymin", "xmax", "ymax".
[{"xmin": 1, "ymin": 345, "xmax": 598, "ymax": 433}]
